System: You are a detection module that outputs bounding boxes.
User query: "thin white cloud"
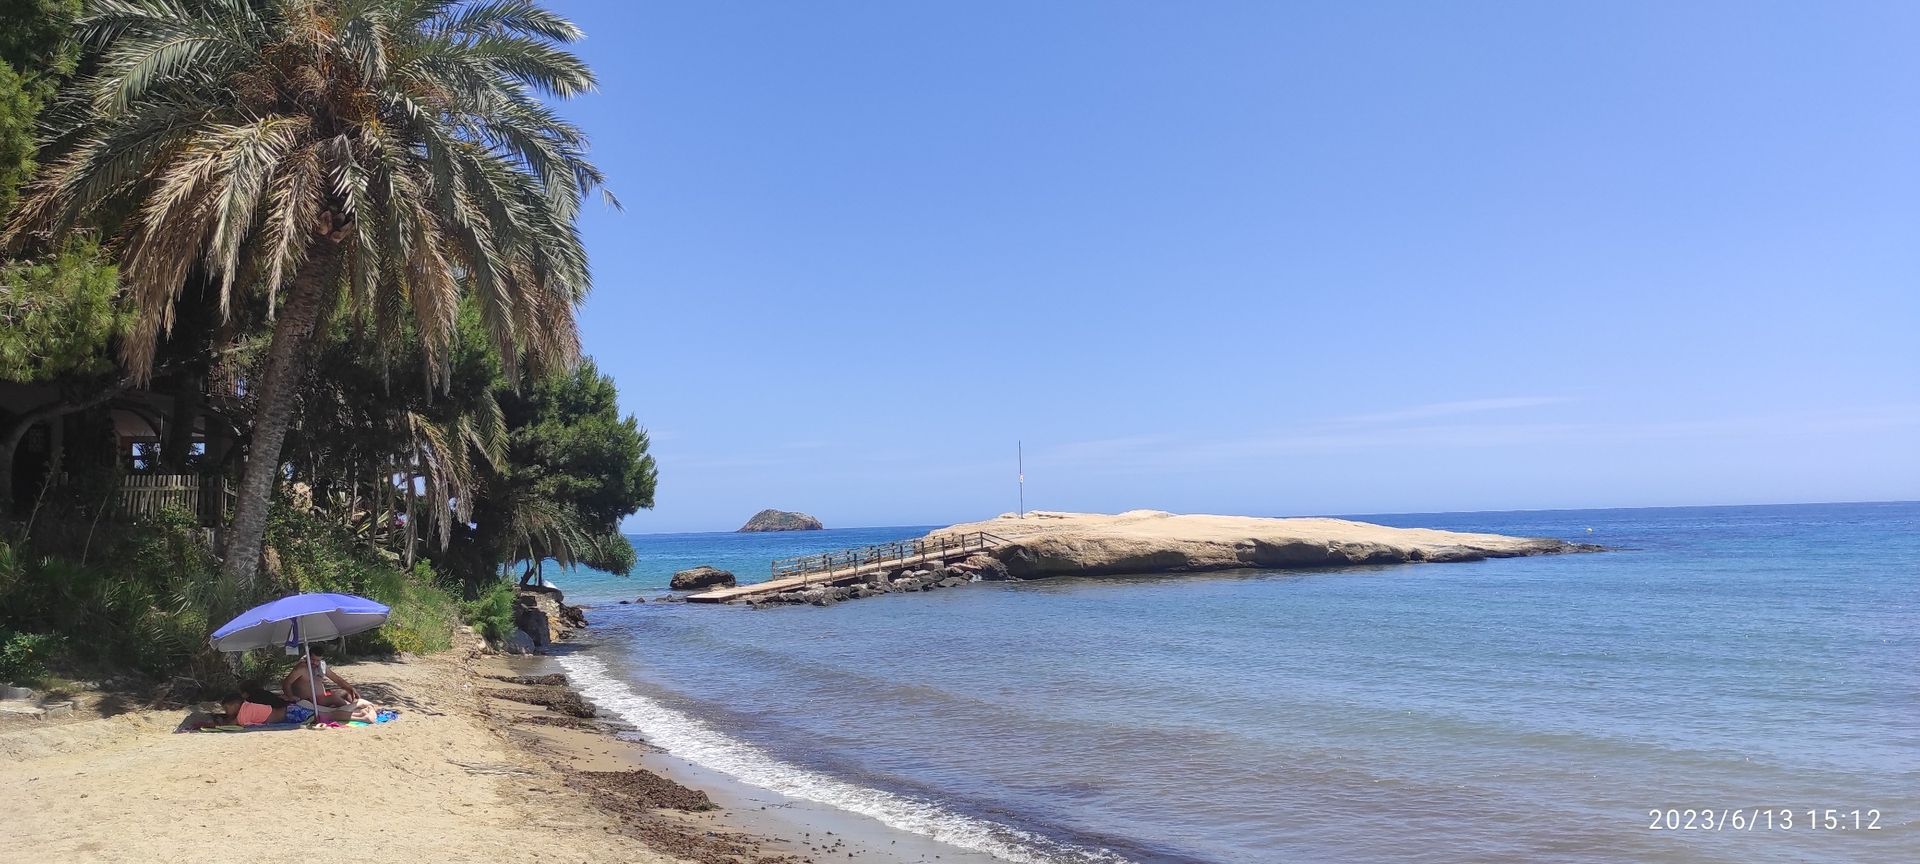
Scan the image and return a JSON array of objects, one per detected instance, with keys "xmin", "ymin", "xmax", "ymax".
[
  {"xmin": 1044, "ymin": 434, "xmax": 1173, "ymax": 462},
  {"xmin": 1037, "ymin": 403, "xmax": 1920, "ymax": 474},
  {"xmin": 1329, "ymin": 396, "xmax": 1575, "ymax": 426},
  {"xmin": 674, "ymin": 455, "xmax": 796, "ymax": 471},
  {"xmin": 1039, "ymin": 396, "xmax": 1577, "ymax": 467}
]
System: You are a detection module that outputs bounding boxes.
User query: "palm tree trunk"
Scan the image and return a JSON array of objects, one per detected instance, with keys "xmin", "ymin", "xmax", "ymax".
[{"xmin": 219, "ymin": 246, "xmax": 342, "ymax": 587}]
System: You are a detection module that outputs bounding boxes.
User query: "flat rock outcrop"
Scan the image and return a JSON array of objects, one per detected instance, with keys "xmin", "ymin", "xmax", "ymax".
[
  {"xmin": 738, "ymin": 509, "xmax": 824, "ymax": 532},
  {"xmin": 669, "ymin": 565, "xmax": 736, "ymax": 591},
  {"xmin": 931, "ymin": 510, "xmax": 1599, "ymax": 579}
]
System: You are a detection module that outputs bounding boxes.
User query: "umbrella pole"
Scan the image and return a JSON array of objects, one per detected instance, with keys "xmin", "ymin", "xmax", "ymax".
[
  {"xmin": 298, "ymin": 617, "xmax": 316, "ymax": 725},
  {"xmin": 303, "ymin": 643, "xmax": 314, "ymax": 723}
]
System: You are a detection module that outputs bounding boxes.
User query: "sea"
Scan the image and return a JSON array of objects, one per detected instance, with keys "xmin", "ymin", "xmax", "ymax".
[{"xmin": 543, "ymin": 502, "xmax": 1918, "ymax": 864}]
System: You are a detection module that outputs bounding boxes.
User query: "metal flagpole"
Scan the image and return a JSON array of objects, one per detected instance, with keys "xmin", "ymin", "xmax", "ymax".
[{"xmin": 1018, "ymin": 441, "xmax": 1024, "ymax": 518}]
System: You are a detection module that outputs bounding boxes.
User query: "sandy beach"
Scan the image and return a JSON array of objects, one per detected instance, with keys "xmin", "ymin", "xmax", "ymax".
[{"xmin": 0, "ymin": 644, "xmax": 995, "ymax": 864}]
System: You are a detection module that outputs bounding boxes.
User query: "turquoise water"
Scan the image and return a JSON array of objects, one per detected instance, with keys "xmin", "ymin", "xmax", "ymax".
[
  {"xmin": 549, "ymin": 503, "xmax": 1919, "ymax": 863},
  {"xmin": 556, "ymin": 525, "xmax": 947, "ymax": 600}
]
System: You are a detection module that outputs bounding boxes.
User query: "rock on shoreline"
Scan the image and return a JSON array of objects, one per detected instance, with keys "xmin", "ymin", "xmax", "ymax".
[
  {"xmin": 740, "ymin": 553, "xmax": 1013, "ymax": 608},
  {"xmin": 737, "ymin": 509, "xmax": 824, "ymax": 532},
  {"xmin": 670, "ymin": 565, "xmax": 736, "ymax": 590},
  {"xmin": 504, "ymin": 585, "xmax": 590, "ymax": 654},
  {"xmin": 938, "ymin": 510, "xmax": 1601, "ymax": 579}
]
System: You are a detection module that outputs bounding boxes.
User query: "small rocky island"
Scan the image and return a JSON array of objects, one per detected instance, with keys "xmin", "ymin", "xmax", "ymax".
[{"xmin": 738, "ymin": 509, "xmax": 824, "ymax": 532}]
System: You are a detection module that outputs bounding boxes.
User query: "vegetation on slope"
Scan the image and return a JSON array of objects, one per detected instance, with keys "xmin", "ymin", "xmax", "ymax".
[{"xmin": 0, "ymin": 1, "xmax": 652, "ymax": 693}]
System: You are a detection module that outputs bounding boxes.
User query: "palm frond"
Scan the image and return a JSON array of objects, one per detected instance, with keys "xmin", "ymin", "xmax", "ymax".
[
  {"xmin": 14, "ymin": 0, "xmax": 605, "ymax": 450},
  {"xmin": 82, "ymin": 0, "xmax": 261, "ymax": 113},
  {"xmin": 434, "ymin": 0, "xmax": 582, "ymax": 43}
]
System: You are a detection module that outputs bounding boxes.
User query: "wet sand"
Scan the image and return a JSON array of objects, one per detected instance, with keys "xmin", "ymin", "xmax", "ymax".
[{"xmin": 490, "ymin": 653, "xmax": 1008, "ymax": 864}]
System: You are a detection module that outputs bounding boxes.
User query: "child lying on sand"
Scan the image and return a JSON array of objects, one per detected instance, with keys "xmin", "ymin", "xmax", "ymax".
[{"xmin": 220, "ymin": 695, "xmax": 373, "ymax": 726}]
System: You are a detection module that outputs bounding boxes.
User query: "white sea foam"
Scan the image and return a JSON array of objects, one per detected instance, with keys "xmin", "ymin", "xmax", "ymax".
[{"xmin": 557, "ymin": 653, "xmax": 1132, "ymax": 864}]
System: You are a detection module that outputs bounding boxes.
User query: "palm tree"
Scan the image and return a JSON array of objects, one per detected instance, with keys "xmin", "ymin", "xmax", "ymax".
[{"xmin": 5, "ymin": 0, "xmax": 606, "ymax": 586}]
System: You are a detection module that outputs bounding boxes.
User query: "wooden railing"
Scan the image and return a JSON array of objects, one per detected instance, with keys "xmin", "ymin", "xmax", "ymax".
[
  {"xmin": 770, "ymin": 531, "xmax": 1011, "ymax": 581},
  {"xmin": 116, "ymin": 473, "xmax": 232, "ymax": 526}
]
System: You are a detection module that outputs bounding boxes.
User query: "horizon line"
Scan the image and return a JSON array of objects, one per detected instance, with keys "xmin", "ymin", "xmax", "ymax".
[{"xmin": 620, "ymin": 497, "xmax": 1918, "ymax": 537}]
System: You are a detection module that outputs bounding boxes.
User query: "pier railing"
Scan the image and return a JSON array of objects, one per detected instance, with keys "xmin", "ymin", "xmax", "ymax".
[{"xmin": 770, "ymin": 531, "xmax": 1012, "ymax": 581}]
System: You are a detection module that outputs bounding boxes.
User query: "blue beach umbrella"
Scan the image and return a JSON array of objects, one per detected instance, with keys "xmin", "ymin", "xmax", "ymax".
[
  {"xmin": 211, "ymin": 593, "xmax": 390, "ymax": 651},
  {"xmin": 211, "ymin": 593, "xmax": 389, "ymax": 710}
]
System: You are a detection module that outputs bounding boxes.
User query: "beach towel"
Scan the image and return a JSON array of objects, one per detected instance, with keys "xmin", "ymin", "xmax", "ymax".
[
  {"xmin": 189, "ymin": 722, "xmax": 305, "ymax": 733},
  {"xmin": 316, "ymin": 709, "xmax": 400, "ymax": 729}
]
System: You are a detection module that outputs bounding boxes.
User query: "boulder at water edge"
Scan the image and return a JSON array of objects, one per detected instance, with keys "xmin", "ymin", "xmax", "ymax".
[{"xmin": 671, "ymin": 565, "xmax": 737, "ymax": 590}]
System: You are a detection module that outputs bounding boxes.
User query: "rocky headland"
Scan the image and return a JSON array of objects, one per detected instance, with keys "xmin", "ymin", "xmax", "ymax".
[
  {"xmin": 737, "ymin": 509, "xmax": 824, "ymax": 532},
  {"xmin": 734, "ymin": 510, "xmax": 1600, "ymax": 607},
  {"xmin": 937, "ymin": 510, "xmax": 1601, "ymax": 579}
]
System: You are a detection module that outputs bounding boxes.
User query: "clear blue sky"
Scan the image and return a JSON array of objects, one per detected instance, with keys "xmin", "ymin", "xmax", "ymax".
[{"xmin": 553, "ymin": 1, "xmax": 1920, "ymax": 533}]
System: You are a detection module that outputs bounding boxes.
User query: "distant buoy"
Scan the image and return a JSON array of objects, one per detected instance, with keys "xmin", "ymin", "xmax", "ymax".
[{"xmin": 1585, "ymin": 527, "xmax": 1594, "ymax": 533}]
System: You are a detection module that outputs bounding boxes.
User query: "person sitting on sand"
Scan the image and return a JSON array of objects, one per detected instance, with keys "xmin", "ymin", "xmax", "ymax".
[
  {"xmin": 281, "ymin": 645, "xmax": 362, "ymax": 709},
  {"xmin": 221, "ymin": 694, "xmax": 370, "ymax": 726}
]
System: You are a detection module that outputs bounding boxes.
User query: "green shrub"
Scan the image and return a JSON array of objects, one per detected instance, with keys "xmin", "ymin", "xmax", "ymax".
[
  {"xmin": 0, "ymin": 539, "xmax": 20, "ymax": 601},
  {"xmin": 461, "ymin": 578, "xmax": 517, "ymax": 644},
  {"xmin": 265, "ymin": 500, "xmax": 388, "ymax": 595},
  {"xmin": 359, "ymin": 561, "xmax": 457, "ymax": 655},
  {"xmin": 2, "ymin": 508, "xmax": 279, "ymax": 691},
  {"xmin": 266, "ymin": 501, "xmax": 461, "ymax": 655},
  {"xmin": 0, "ymin": 496, "xmax": 468, "ymax": 691},
  {"xmin": 0, "ymin": 512, "xmax": 249, "ymax": 686},
  {"xmin": 0, "ymin": 630, "xmax": 55, "ymax": 684}
]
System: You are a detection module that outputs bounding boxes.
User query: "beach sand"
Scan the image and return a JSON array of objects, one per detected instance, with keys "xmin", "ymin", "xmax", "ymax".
[
  {"xmin": 0, "ymin": 648, "xmax": 998, "ymax": 863},
  {"xmin": 0, "ymin": 652, "xmax": 681, "ymax": 863}
]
